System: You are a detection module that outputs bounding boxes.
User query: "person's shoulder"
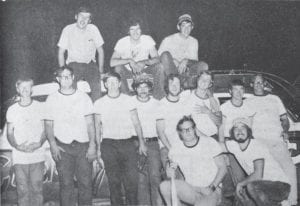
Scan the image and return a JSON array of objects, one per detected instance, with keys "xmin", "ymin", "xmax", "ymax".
[
  {"xmin": 163, "ymin": 33, "xmax": 178, "ymax": 41},
  {"xmin": 117, "ymin": 36, "xmax": 130, "ymax": 43},
  {"xmin": 87, "ymin": 23, "xmax": 100, "ymax": 31},
  {"xmin": 201, "ymin": 135, "xmax": 219, "ymax": 146},
  {"xmin": 220, "ymin": 100, "xmax": 230, "ymax": 110},
  {"xmin": 225, "ymin": 139, "xmax": 239, "ymax": 152},
  {"xmin": 62, "ymin": 23, "xmax": 76, "ymax": 32},
  {"xmin": 188, "ymin": 35, "xmax": 198, "ymax": 42},
  {"xmin": 141, "ymin": 34, "xmax": 154, "ymax": 41},
  {"xmin": 7, "ymin": 102, "xmax": 19, "ymax": 112}
]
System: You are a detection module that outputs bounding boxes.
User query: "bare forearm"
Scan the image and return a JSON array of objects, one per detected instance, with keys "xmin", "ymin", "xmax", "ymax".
[
  {"xmin": 58, "ymin": 48, "xmax": 65, "ymax": 67},
  {"xmin": 97, "ymin": 47, "xmax": 104, "ymax": 73},
  {"xmin": 7, "ymin": 133, "xmax": 19, "ymax": 149},
  {"xmin": 281, "ymin": 118, "xmax": 290, "ymax": 132},
  {"xmin": 211, "ymin": 156, "xmax": 227, "ymax": 187},
  {"xmin": 45, "ymin": 121, "xmax": 56, "ymax": 146}
]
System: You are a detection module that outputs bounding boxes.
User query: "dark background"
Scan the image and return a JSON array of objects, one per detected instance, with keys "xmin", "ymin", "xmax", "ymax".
[{"xmin": 1, "ymin": 0, "xmax": 299, "ymax": 101}]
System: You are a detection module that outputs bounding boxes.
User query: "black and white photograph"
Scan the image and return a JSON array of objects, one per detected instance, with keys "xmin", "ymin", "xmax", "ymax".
[{"xmin": 0, "ymin": 0, "xmax": 299, "ymax": 205}]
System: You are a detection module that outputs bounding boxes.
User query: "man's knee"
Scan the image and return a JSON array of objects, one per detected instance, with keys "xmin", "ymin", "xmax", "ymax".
[
  {"xmin": 160, "ymin": 180, "xmax": 171, "ymax": 195},
  {"xmin": 192, "ymin": 61, "xmax": 209, "ymax": 73},
  {"xmin": 160, "ymin": 51, "xmax": 173, "ymax": 63},
  {"xmin": 114, "ymin": 65, "xmax": 123, "ymax": 74}
]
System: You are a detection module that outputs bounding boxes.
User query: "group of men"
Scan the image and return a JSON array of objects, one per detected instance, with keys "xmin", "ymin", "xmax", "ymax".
[{"xmin": 5, "ymin": 5, "xmax": 297, "ymax": 206}]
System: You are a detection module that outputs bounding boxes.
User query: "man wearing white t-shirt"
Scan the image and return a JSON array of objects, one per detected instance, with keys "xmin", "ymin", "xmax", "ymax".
[
  {"xmin": 160, "ymin": 116, "xmax": 227, "ymax": 206},
  {"xmin": 58, "ymin": 6, "xmax": 104, "ymax": 101},
  {"xmin": 220, "ymin": 79, "xmax": 256, "ymax": 142},
  {"xmin": 110, "ymin": 17, "xmax": 165, "ymax": 99},
  {"xmin": 7, "ymin": 78, "xmax": 46, "ymax": 206},
  {"xmin": 225, "ymin": 118, "xmax": 291, "ymax": 206},
  {"xmin": 245, "ymin": 74, "xmax": 297, "ymax": 205},
  {"xmin": 159, "ymin": 14, "xmax": 208, "ymax": 89},
  {"xmin": 157, "ymin": 74, "xmax": 190, "ymax": 167},
  {"xmin": 186, "ymin": 71, "xmax": 222, "ymax": 139},
  {"xmin": 45, "ymin": 67, "xmax": 97, "ymax": 206},
  {"xmin": 131, "ymin": 75, "xmax": 170, "ymax": 205},
  {"xmin": 94, "ymin": 72, "xmax": 146, "ymax": 206}
]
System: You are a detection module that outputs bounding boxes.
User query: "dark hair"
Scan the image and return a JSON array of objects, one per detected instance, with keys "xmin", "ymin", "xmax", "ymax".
[
  {"xmin": 103, "ymin": 71, "xmax": 121, "ymax": 83},
  {"xmin": 229, "ymin": 79, "xmax": 244, "ymax": 90},
  {"xmin": 76, "ymin": 6, "xmax": 93, "ymax": 21},
  {"xmin": 196, "ymin": 70, "xmax": 213, "ymax": 84},
  {"xmin": 164, "ymin": 74, "xmax": 181, "ymax": 94},
  {"xmin": 55, "ymin": 66, "xmax": 74, "ymax": 77},
  {"xmin": 132, "ymin": 80, "xmax": 153, "ymax": 91},
  {"xmin": 229, "ymin": 124, "xmax": 254, "ymax": 140},
  {"xmin": 176, "ymin": 115, "xmax": 196, "ymax": 132},
  {"xmin": 124, "ymin": 17, "xmax": 144, "ymax": 34}
]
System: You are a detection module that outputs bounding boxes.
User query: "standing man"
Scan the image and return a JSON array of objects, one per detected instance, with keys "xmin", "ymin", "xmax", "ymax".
[
  {"xmin": 45, "ymin": 67, "xmax": 97, "ymax": 206},
  {"xmin": 94, "ymin": 72, "xmax": 146, "ymax": 206},
  {"xmin": 159, "ymin": 14, "xmax": 208, "ymax": 89},
  {"xmin": 131, "ymin": 75, "xmax": 169, "ymax": 205},
  {"xmin": 160, "ymin": 116, "xmax": 227, "ymax": 206},
  {"xmin": 157, "ymin": 74, "xmax": 190, "ymax": 166},
  {"xmin": 225, "ymin": 118, "xmax": 291, "ymax": 206},
  {"xmin": 186, "ymin": 71, "xmax": 222, "ymax": 139},
  {"xmin": 220, "ymin": 79, "xmax": 256, "ymax": 142},
  {"xmin": 110, "ymin": 17, "xmax": 165, "ymax": 99},
  {"xmin": 245, "ymin": 74, "xmax": 297, "ymax": 205},
  {"xmin": 58, "ymin": 6, "xmax": 104, "ymax": 101},
  {"xmin": 6, "ymin": 78, "xmax": 46, "ymax": 206}
]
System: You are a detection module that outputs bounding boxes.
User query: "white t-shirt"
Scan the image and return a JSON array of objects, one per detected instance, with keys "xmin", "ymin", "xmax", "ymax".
[
  {"xmin": 6, "ymin": 100, "xmax": 45, "ymax": 165},
  {"xmin": 245, "ymin": 94, "xmax": 286, "ymax": 142},
  {"xmin": 114, "ymin": 35, "xmax": 156, "ymax": 70},
  {"xmin": 158, "ymin": 33, "xmax": 198, "ymax": 65},
  {"xmin": 169, "ymin": 136, "xmax": 222, "ymax": 187},
  {"xmin": 221, "ymin": 100, "xmax": 256, "ymax": 137},
  {"xmin": 159, "ymin": 91, "xmax": 191, "ymax": 148},
  {"xmin": 57, "ymin": 23, "xmax": 104, "ymax": 64},
  {"xmin": 226, "ymin": 139, "xmax": 289, "ymax": 183},
  {"xmin": 132, "ymin": 97, "xmax": 162, "ymax": 138},
  {"xmin": 185, "ymin": 91, "xmax": 220, "ymax": 136},
  {"xmin": 45, "ymin": 90, "xmax": 94, "ymax": 144},
  {"xmin": 94, "ymin": 94, "xmax": 136, "ymax": 139}
]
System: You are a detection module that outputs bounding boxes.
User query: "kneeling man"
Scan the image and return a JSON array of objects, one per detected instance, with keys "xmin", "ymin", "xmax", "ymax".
[{"xmin": 160, "ymin": 115, "xmax": 227, "ymax": 206}]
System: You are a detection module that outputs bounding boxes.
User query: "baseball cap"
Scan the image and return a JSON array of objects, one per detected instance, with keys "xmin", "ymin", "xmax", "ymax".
[
  {"xmin": 177, "ymin": 14, "xmax": 193, "ymax": 26},
  {"xmin": 232, "ymin": 117, "xmax": 252, "ymax": 128}
]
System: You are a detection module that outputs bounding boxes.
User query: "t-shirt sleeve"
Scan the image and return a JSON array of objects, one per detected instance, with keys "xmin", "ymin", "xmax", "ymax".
[
  {"xmin": 225, "ymin": 140, "xmax": 237, "ymax": 154},
  {"xmin": 191, "ymin": 39, "xmax": 199, "ymax": 61},
  {"xmin": 91, "ymin": 24, "xmax": 104, "ymax": 48},
  {"xmin": 6, "ymin": 106, "xmax": 15, "ymax": 123},
  {"xmin": 275, "ymin": 96, "xmax": 286, "ymax": 116},
  {"xmin": 158, "ymin": 37, "xmax": 168, "ymax": 55},
  {"xmin": 82, "ymin": 93, "xmax": 94, "ymax": 116},
  {"xmin": 44, "ymin": 95, "xmax": 55, "ymax": 120},
  {"xmin": 208, "ymin": 138, "xmax": 222, "ymax": 157},
  {"xmin": 57, "ymin": 26, "xmax": 69, "ymax": 49},
  {"xmin": 93, "ymin": 99, "xmax": 102, "ymax": 115},
  {"xmin": 145, "ymin": 35, "xmax": 156, "ymax": 47},
  {"xmin": 114, "ymin": 38, "xmax": 125, "ymax": 53}
]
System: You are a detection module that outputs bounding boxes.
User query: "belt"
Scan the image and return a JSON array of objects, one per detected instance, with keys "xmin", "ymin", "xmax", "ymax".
[{"xmin": 144, "ymin": 137, "xmax": 158, "ymax": 142}]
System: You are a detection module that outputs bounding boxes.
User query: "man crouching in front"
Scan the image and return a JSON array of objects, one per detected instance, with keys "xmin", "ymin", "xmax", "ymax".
[{"xmin": 160, "ymin": 115, "xmax": 227, "ymax": 206}]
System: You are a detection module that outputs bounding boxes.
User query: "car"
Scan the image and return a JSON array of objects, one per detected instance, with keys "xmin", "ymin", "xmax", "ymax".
[{"xmin": 1, "ymin": 70, "xmax": 300, "ymax": 204}]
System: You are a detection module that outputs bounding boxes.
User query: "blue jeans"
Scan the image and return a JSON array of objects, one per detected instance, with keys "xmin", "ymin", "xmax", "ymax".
[
  {"xmin": 138, "ymin": 140, "xmax": 162, "ymax": 206},
  {"xmin": 55, "ymin": 140, "xmax": 93, "ymax": 206},
  {"xmin": 101, "ymin": 138, "xmax": 138, "ymax": 206},
  {"xmin": 14, "ymin": 161, "xmax": 44, "ymax": 206}
]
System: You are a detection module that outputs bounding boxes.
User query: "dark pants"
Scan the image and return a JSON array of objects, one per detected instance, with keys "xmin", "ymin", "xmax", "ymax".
[
  {"xmin": 243, "ymin": 180, "xmax": 290, "ymax": 206},
  {"xmin": 138, "ymin": 140, "xmax": 162, "ymax": 206},
  {"xmin": 68, "ymin": 62, "xmax": 101, "ymax": 102},
  {"xmin": 160, "ymin": 51, "xmax": 208, "ymax": 89},
  {"xmin": 14, "ymin": 162, "xmax": 44, "ymax": 206},
  {"xmin": 101, "ymin": 138, "xmax": 138, "ymax": 206},
  {"xmin": 114, "ymin": 63, "xmax": 166, "ymax": 100},
  {"xmin": 55, "ymin": 140, "xmax": 93, "ymax": 206}
]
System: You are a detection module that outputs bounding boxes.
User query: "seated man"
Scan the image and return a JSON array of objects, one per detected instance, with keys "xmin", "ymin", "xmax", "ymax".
[
  {"xmin": 224, "ymin": 117, "xmax": 291, "ymax": 206},
  {"xmin": 110, "ymin": 17, "xmax": 165, "ymax": 99},
  {"xmin": 160, "ymin": 116, "xmax": 227, "ymax": 206},
  {"xmin": 159, "ymin": 14, "xmax": 208, "ymax": 89}
]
